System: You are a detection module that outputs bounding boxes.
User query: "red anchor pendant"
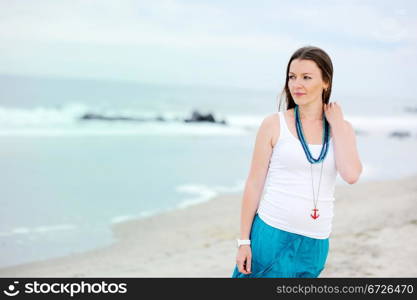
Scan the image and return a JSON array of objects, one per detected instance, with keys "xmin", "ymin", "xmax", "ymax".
[{"xmin": 311, "ymin": 208, "xmax": 320, "ymax": 220}]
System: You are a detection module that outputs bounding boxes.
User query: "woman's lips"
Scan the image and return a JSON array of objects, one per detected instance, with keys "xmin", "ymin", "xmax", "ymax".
[{"xmin": 294, "ymin": 93, "xmax": 305, "ymax": 96}]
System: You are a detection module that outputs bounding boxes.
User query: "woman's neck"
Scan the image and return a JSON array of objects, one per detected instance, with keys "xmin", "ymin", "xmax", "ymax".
[{"xmin": 295, "ymin": 104, "xmax": 324, "ymax": 121}]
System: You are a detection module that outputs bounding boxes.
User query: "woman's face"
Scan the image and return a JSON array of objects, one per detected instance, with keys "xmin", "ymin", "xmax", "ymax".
[{"xmin": 287, "ymin": 59, "xmax": 328, "ymax": 105}]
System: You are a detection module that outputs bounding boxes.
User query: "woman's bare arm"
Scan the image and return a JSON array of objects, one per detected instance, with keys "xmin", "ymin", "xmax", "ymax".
[
  {"xmin": 331, "ymin": 120, "xmax": 363, "ymax": 184},
  {"xmin": 239, "ymin": 114, "xmax": 277, "ymax": 239}
]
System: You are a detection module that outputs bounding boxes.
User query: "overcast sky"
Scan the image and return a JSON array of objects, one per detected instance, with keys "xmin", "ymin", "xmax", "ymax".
[{"xmin": 0, "ymin": 0, "xmax": 416, "ymax": 98}]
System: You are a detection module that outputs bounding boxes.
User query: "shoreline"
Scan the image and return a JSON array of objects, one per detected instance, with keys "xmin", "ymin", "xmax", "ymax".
[{"xmin": 1, "ymin": 174, "xmax": 417, "ymax": 277}]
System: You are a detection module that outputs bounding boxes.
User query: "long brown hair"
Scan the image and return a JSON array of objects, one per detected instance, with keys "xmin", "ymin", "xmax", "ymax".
[{"xmin": 277, "ymin": 46, "xmax": 333, "ymax": 111}]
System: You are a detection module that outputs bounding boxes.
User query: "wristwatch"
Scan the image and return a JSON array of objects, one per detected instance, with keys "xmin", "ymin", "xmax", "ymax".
[{"xmin": 237, "ymin": 239, "xmax": 251, "ymax": 248}]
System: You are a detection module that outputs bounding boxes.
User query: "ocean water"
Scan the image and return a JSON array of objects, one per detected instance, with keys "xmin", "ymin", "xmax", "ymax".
[{"xmin": 0, "ymin": 74, "xmax": 416, "ymax": 268}]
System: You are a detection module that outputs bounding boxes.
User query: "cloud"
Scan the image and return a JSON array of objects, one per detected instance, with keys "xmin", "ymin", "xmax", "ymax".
[
  {"xmin": 0, "ymin": 0, "xmax": 415, "ymax": 93},
  {"xmin": 1, "ymin": 0, "xmax": 414, "ymax": 46}
]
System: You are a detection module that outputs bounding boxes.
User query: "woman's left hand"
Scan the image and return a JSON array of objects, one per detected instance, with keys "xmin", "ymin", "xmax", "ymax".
[{"xmin": 324, "ymin": 102, "xmax": 345, "ymax": 126}]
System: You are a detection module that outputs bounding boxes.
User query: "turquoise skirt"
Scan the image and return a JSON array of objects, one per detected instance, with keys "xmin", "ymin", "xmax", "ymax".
[{"xmin": 232, "ymin": 213, "xmax": 329, "ymax": 278}]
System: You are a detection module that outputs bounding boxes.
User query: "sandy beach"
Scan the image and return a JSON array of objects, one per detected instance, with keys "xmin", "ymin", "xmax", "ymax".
[{"xmin": 1, "ymin": 174, "xmax": 416, "ymax": 278}]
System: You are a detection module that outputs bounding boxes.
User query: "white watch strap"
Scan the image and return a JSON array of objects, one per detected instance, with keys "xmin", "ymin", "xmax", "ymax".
[{"xmin": 237, "ymin": 239, "xmax": 251, "ymax": 247}]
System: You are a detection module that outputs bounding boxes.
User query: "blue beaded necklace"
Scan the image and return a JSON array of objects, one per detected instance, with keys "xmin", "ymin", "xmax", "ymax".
[{"xmin": 294, "ymin": 104, "xmax": 330, "ymax": 220}]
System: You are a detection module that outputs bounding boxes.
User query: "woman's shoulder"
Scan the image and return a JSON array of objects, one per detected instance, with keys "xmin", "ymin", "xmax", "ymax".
[
  {"xmin": 260, "ymin": 113, "xmax": 280, "ymax": 147},
  {"xmin": 261, "ymin": 113, "xmax": 280, "ymax": 129},
  {"xmin": 264, "ymin": 112, "xmax": 279, "ymax": 122}
]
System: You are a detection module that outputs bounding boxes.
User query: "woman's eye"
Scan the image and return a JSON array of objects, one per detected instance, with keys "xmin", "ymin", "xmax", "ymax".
[{"xmin": 288, "ymin": 75, "xmax": 311, "ymax": 79}]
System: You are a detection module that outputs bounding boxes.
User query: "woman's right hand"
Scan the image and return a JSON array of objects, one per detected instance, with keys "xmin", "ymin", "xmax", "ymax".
[{"xmin": 236, "ymin": 245, "xmax": 252, "ymax": 274}]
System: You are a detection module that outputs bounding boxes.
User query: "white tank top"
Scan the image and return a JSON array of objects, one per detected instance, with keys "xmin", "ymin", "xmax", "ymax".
[{"xmin": 256, "ymin": 110, "xmax": 337, "ymax": 239}]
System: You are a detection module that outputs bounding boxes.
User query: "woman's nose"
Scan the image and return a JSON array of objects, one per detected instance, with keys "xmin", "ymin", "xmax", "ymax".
[{"xmin": 290, "ymin": 80, "xmax": 303, "ymax": 88}]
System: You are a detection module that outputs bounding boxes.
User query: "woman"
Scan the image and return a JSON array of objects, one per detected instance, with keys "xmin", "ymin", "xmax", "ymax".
[{"xmin": 231, "ymin": 46, "xmax": 363, "ymax": 278}]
